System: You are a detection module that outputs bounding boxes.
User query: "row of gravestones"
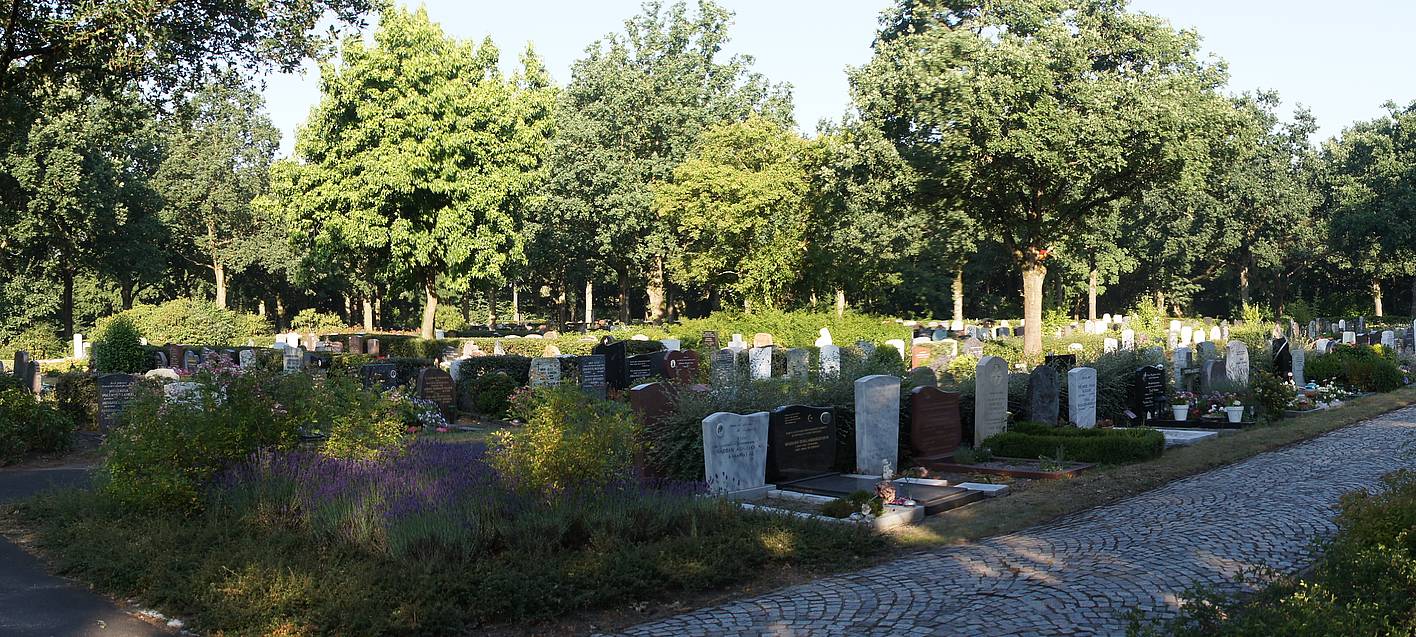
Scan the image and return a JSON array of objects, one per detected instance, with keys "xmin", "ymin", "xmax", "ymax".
[
  {"xmin": 7, "ymin": 351, "xmax": 41, "ymax": 395},
  {"xmin": 275, "ymin": 333, "xmax": 382, "ymax": 356},
  {"xmin": 1170, "ymin": 340, "xmax": 1259, "ymax": 392},
  {"xmin": 690, "ymin": 374, "xmax": 977, "ymax": 498}
]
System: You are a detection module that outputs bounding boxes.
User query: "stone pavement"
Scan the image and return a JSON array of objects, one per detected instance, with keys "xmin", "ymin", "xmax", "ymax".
[
  {"xmin": 0, "ymin": 466, "xmax": 171, "ymax": 637},
  {"xmin": 611, "ymin": 407, "xmax": 1416, "ymax": 637}
]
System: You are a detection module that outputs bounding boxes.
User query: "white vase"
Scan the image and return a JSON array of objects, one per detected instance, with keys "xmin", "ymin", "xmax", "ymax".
[
  {"xmin": 1171, "ymin": 405, "xmax": 1189, "ymax": 421},
  {"xmin": 1224, "ymin": 405, "xmax": 1245, "ymax": 423}
]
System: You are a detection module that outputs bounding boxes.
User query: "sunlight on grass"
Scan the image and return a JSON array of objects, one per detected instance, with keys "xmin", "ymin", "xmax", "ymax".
[{"xmin": 757, "ymin": 527, "xmax": 798, "ymax": 558}]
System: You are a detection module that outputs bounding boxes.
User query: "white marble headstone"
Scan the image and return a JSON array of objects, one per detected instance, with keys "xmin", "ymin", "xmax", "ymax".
[
  {"xmin": 854, "ymin": 375, "xmax": 901, "ymax": 474},
  {"xmin": 974, "ymin": 356, "xmax": 1009, "ymax": 445},
  {"xmin": 1067, "ymin": 367, "xmax": 1098, "ymax": 428},
  {"xmin": 748, "ymin": 346, "xmax": 773, "ymax": 380},
  {"xmin": 885, "ymin": 339, "xmax": 906, "ymax": 360},
  {"xmin": 661, "ymin": 338, "xmax": 682, "ymax": 351},
  {"xmin": 701, "ymin": 411, "xmax": 770, "ymax": 499},
  {"xmin": 1226, "ymin": 341, "xmax": 1250, "ymax": 385},
  {"xmin": 819, "ymin": 344, "xmax": 841, "ymax": 378}
]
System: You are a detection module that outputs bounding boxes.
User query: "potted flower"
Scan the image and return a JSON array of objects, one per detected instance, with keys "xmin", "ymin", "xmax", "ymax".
[
  {"xmin": 1224, "ymin": 399, "xmax": 1246, "ymax": 423},
  {"xmin": 1170, "ymin": 391, "xmax": 1193, "ymax": 421}
]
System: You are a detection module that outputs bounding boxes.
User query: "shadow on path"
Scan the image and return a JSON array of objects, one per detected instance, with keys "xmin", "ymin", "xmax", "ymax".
[{"xmin": 0, "ymin": 467, "xmax": 170, "ymax": 636}]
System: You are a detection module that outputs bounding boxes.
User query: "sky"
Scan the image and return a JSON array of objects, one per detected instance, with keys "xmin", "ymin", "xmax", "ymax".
[{"xmin": 262, "ymin": 0, "xmax": 1416, "ymax": 157}]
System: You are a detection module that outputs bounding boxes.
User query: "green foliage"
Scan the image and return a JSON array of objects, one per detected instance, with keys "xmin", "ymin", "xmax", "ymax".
[
  {"xmin": 310, "ymin": 376, "xmax": 407, "ymax": 460},
  {"xmin": 289, "ymin": 309, "xmax": 347, "ymax": 335},
  {"xmin": 983, "ymin": 422, "xmax": 1164, "ymax": 464},
  {"xmin": 668, "ymin": 310, "xmax": 911, "ymax": 348},
  {"xmin": 467, "ymin": 372, "xmax": 521, "ymax": 418},
  {"xmin": 1247, "ymin": 371, "xmax": 1292, "ymax": 423},
  {"xmin": 0, "ymin": 388, "xmax": 74, "ymax": 464},
  {"xmin": 92, "ymin": 315, "xmax": 146, "ymax": 373},
  {"xmin": 1156, "ymin": 470, "xmax": 1416, "ymax": 636},
  {"xmin": 1307, "ymin": 345, "xmax": 1404, "ymax": 392},
  {"xmin": 821, "ymin": 490, "xmax": 882, "ymax": 519},
  {"xmin": 487, "ymin": 386, "xmax": 640, "ymax": 493},
  {"xmin": 3, "ymin": 323, "xmax": 67, "ymax": 359},
  {"xmin": 51, "ymin": 371, "xmax": 97, "ymax": 431},
  {"xmin": 107, "ymin": 298, "xmax": 268, "ymax": 346}
]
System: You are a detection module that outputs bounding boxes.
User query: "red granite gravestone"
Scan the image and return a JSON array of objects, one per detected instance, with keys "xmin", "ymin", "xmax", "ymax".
[
  {"xmin": 348, "ymin": 335, "xmax": 365, "ymax": 355},
  {"xmin": 416, "ymin": 367, "xmax": 456, "ymax": 420},
  {"xmin": 662, "ymin": 349, "xmax": 701, "ymax": 384},
  {"xmin": 629, "ymin": 382, "xmax": 674, "ymax": 429},
  {"xmin": 910, "ymin": 386, "xmax": 961, "ymax": 460},
  {"xmin": 911, "ymin": 345, "xmax": 932, "ymax": 369},
  {"xmin": 164, "ymin": 344, "xmax": 185, "ymax": 369}
]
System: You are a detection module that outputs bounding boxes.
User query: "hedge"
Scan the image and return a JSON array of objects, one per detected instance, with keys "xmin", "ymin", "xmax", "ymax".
[{"xmin": 981, "ymin": 422, "xmax": 1164, "ymax": 464}]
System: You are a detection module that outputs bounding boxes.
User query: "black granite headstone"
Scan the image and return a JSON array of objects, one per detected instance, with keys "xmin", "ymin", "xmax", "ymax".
[
  {"xmin": 577, "ymin": 354, "xmax": 608, "ymax": 399},
  {"xmin": 592, "ymin": 338, "xmax": 628, "ymax": 389},
  {"xmin": 96, "ymin": 373, "xmax": 140, "ymax": 431},
  {"xmin": 766, "ymin": 405, "xmax": 837, "ymax": 483},
  {"xmin": 701, "ymin": 331, "xmax": 719, "ymax": 351},
  {"xmin": 1129, "ymin": 365, "xmax": 1166, "ymax": 425},
  {"xmin": 625, "ymin": 353, "xmax": 657, "ymax": 385},
  {"xmin": 360, "ymin": 362, "xmax": 400, "ymax": 391}
]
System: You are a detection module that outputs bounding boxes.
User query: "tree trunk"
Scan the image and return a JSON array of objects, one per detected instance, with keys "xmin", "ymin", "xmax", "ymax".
[
  {"xmin": 362, "ymin": 296, "xmax": 374, "ymax": 332},
  {"xmin": 119, "ymin": 278, "xmax": 135, "ymax": 310},
  {"xmin": 556, "ymin": 277, "xmax": 567, "ymax": 326},
  {"xmin": 213, "ymin": 260, "xmax": 227, "ymax": 309},
  {"xmin": 646, "ymin": 256, "xmax": 666, "ymax": 322},
  {"xmin": 1088, "ymin": 267, "xmax": 1098, "ymax": 321},
  {"xmin": 584, "ymin": 278, "xmax": 594, "ymax": 325},
  {"xmin": 835, "ymin": 288, "xmax": 846, "ymax": 319},
  {"xmin": 1238, "ymin": 261, "xmax": 1251, "ymax": 307},
  {"xmin": 1410, "ymin": 277, "xmax": 1416, "ymax": 318},
  {"xmin": 512, "ymin": 284, "xmax": 521, "ymax": 323},
  {"xmin": 487, "ymin": 283, "xmax": 499, "ymax": 327},
  {"xmin": 275, "ymin": 296, "xmax": 286, "ymax": 331},
  {"xmin": 1021, "ymin": 253, "xmax": 1046, "ymax": 358},
  {"xmin": 420, "ymin": 280, "xmax": 438, "ymax": 339},
  {"xmin": 460, "ymin": 293, "xmax": 470, "ymax": 323},
  {"xmin": 1373, "ymin": 279, "xmax": 1384, "ymax": 317},
  {"xmin": 617, "ymin": 269, "xmax": 631, "ymax": 324},
  {"xmin": 953, "ymin": 268, "xmax": 965, "ymax": 325},
  {"xmin": 60, "ymin": 266, "xmax": 74, "ymax": 339}
]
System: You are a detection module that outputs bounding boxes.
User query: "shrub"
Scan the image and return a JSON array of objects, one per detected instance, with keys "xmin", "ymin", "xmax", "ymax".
[
  {"xmin": 2, "ymin": 323, "xmax": 66, "ymax": 359},
  {"xmin": 289, "ymin": 309, "xmax": 347, "ymax": 335},
  {"xmin": 982, "ymin": 422, "xmax": 1163, "ymax": 463},
  {"xmin": 0, "ymin": 388, "xmax": 74, "ymax": 463},
  {"xmin": 92, "ymin": 315, "xmax": 147, "ymax": 373},
  {"xmin": 104, "ymin": 298, "xmax": 268, "ymax": 346},
  {"xmin": 668, "ymin": 309, "xmax": 911, "ymax": 348},
  {"xmin": 311, "ymin": 377, "xmax": 406, "ymax": 460},
  {"xmin": 51, "ymin": 371, "xmax": 97, "ymax": 430},
  {"xmin": 1307, "ymin": 344, "xmax": 1404, "ymax": 392},
  {"xmin": 487, "ymin": 385, "xmax": 640, "ymax": 494},
  {"xmin": 469, "ymin": 372, "xmax": 522, "ymax": 417},
  {"xmin": 1247, "ymin": 371, "xmax": 1291, "ymax": 422}
]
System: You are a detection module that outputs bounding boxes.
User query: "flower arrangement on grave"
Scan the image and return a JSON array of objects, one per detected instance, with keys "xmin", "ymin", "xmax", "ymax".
[{"xmin": 1170, "ymin": 391, "xmax": 1195, "ymax": 406}]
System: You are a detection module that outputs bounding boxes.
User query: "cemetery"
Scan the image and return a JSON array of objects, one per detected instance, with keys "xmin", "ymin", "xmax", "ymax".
[{"xmin": 4, "ymin": 0, "xmax": 1416, "ymax": 635}]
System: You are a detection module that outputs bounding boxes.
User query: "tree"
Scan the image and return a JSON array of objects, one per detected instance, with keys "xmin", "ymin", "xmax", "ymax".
[
  {"xmin": 1324, "ymin": 101, "xmax": 1416, "ymax": 317},
  {"xmin": 545, "ymin": 0, "xmax": 791, "ymax": 322},
  {"xmin": 273, "ymin": 7, "xmax": 553, "ymax": 338},
  {"xmin": 155, "ymin": 78, "xmax": 280, "ymax": 309},
  {"xmin": 852, "ymin": 0, "xmax": 1237, "ymax": 356},
  {"xmin": 655, "ymin": 116, "xmax": 811, "ymax": 309}
]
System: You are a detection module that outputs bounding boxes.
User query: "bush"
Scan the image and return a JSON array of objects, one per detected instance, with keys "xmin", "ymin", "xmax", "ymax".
[
  {"xmin": 982, "ymin": 422, "xmax": 1163, "ymax": 464},
  {"xmin": 487, "ymin": 385, "xmax": 640, "ymax": 494},
  {"xmin": 289, "ymin": 309, "xmax": 347, "ymax": 335},
  {"xmin": 668, "ymin": 309, "xmax": 911, "ymax": 348},
  {"xmin": 92, "ymin": 315, "xmax": 147, "ymax": 373},
  {"xmin": 1247, "ymin": 371, "xmax": 1291, "ymax": 422},
  {"xmin": 1156, "ymin": 470, "xmax": 1416, "ymax": 636},
  {"xmin": 2, "ymin": 322, "xmax": 66, "ymax": 359},
  {"xmin": 0, "ymin": 388, "xmax": 74, "ymax": 463},
  {"xmin": 51, "ymin": 371, "xmax": 97, "ymax": 430},
  {"xmin": 103, "ymin": 298, "xmax": 269, "ymax": 346},
  {"xmin": 1307, "ymin": 344, "xmax": 1404, "ymax": 392}
]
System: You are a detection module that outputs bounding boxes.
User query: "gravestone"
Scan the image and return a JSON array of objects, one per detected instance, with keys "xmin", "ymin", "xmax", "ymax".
[
  {"xmin": 302, "ymin": 333, "xmax": 318, "ymax": 351},
  {"xmin": 529, "ymin": 357, "xmax": 562, "ymax": 387},
  {"xmin": 910, "ymin": 345, "xmax": 932, "ymax": 369},
  {"xmin": 909, "ymin": 366, "xmax": 937, "ymax": 387},
  {"xmin": 366, "ymin": 338, "xmax": 381, "ymax": 356},
  {"xmin": 1167, "ymin": 331, "xmax": 1179, "ymax": 350},
  {"xmin": 360, "ymin": 362, "xmax": 400, "ymax": 391},
  {"xmin": 854, "ymin": 375, "xmax": 901, "ymax": 475},
  {"xmin": 753, "ymin": 333, "xmax": 774, "ymax": 348},
  {"xmin": 785, "ymin": 348, "xmax": 810, "ymax": 381},
  {"xmin": 856, "ymin": 340, "xmax": 876, "ymax": 358},
  {"xmin": 910, "ymin": 386, "xmax": 961, "ymax": 460},
  {"xmin": 767, "ymin": 405, "xmax": 837, "ymax": 483},
  {"xmin": 1045, "ymin": 353, "xmax": 1076, "ymax": 372},
  {"xmin": 712, "ymin": 348, "xmax": 738, "ymax": 386},
  {"xmin": 626, "ymin": 353, "xmax": 657, "ymax": 385},
  {"xmin": 303, "ymin": 351, "xmax": 332, "ymax": 374},
  {"xmin": 1197, "ymin": 341, "xmax": 1218, "ymax": 361},
  {"xmin": 577, "ymin": 354, "xmax": 608, "ymax": 399},
  {"xmin": 701, "ymin": 331, "xmax": 720, "ymax": 350},
  {"xmin": 282, "ymin": 347, "xmax": 303, "ymax": 373},
  {"xmin": 1180, "ymin": 325, "xmax": 1193, "ymax": 345},
  {"xmin": 932, "ymin": 328, "xmax": 948, "ymax": 341},
  {"xmin": 1226, "ymin": 341, "xmax": 1250, "ymax": 385},
  {"xmin": 1201, "ymin": 359, "xmax": 1227, "ymax": 394},
  {"xmin": 1292, "ymin": 346, "xmax": 1307, "ymax": 386},
  {"xmin": 748, "ymin": 346, "xmax": 773, "ymax": 380},
  {"xmin": 152, "ymin": 350, "xmax": 169, "ymax": 369},
  {"xmin": 819, "ymin": 344, "xmax": 841, "ymax": 378},
  {"xmin": 1122, "ymin": 329, "xmax": 1136, "ymax": 350},
  {"xmin": 728, "ymin": 334, "xmax": 747, "ymax": 351},
  {"xmin": 661, "ymin": 338, "xmax": 682, "ymax": 351},
  {"xmin": 974, "ymin": 356, "xmax": 1009, "ymax": 445},
  {"xmin": 416, "ymin": 367, "xmax": 456, "ymax": 419},
  {"xmin": 702, "ymin": 411, "xmax": 771, "ymax": 499},
  {"xmin": 630, "ymin": 382, "xmax": 674, "ymax": 430},
  {"xmin": 183, "ymin": 349, "xmax": 201, "ymax": 371},
  {"xmin": 1209, "ymin": 326, "xmax": 1221, "ymax": 342},
  {"xmin": 1104, "ymin": 337, "xmax": 1119, "ymax": 353},
  {"xmin": 885, "ymin": 339, "xmax": 907, "ymax": 360},
  {"xmin": 1342, "ymin": 331, "xmax": 1356, "ymax": 344},
  {"xmin": 1383, "ymin": 330, "xmax": 1396, "ymax": 349},
  {"xmin": 96, "ymin": 373, "xmax": 140, "ymax": 431},
  {"xmin": 815, "ymin": 327, "xmax": 834, "ymax": 347},
  {"xmin": 1027, "ymin": 365, "xmax": 1060, "ymax": 425},
  {"xmin": 962, "ymin": 337, "xmax": 985, "ymax": 357},
  {"xmin": 662, "ymin": 349, "xmax": 700, "ymax": 385},
  {"xmin": 1131, "ymin": 365, "xmax": 1166, "ymax": 425},
  {"xmin": 1067, "ymin": 367, "xmax": 1098, "ymax": 428},
  {"xmin": 1173, "ymin": 347, "xmax": 1192, "ymax": 386},
  {"xmin": 164, "ymin": 345, "xmax": 184, "ymax": 369},
  {"xmin": 592, "ymin": 338, "xmax": 628, "ymax": 389},
  {"xmin": 493, "ymin": 340, "xmax": 506, "ymax": 356},
  {"xmin": 348, "ymin": 335, "xmax": 364, "ymax": 354},
  {"xmin": 1272, "ymin": 338, "xmax": 1292, "ymax": 381},
  {"xmin": 938, "ymin": 338, "xmax": 959, "ymax": 357}
]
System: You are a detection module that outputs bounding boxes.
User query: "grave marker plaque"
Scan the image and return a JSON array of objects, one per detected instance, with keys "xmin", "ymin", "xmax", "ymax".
[
  {"xmin": 786, "ymin": 348, "xmax": 810, "ymax": 381},
  {"xmin": 701, "ymin": 331, "xmax": 720, "ymax": 351},
  {"xmin": 592, "ymin": 338, "xmax": 628, "ymax": 389},
  {"xmin": 767, "ymin": 405, "xmax": 836, "ymax": 483},
  {"xmin": 1130, "ymin": 365, "xmax": 1166, "ymax": 424},
  {"xmin": 819, "ymin": 344, "xmax": 841, "ymax": 378},
  {"xmin": 416, "ymin": 367, "xmax": 456, "ymax": 419},
  {"xmin": 1045, "ymin": 353, "xmax": 1077, "ymax": 372},
  {"xmin": 1272, "ymin": 338, "xmax": 1292, "ymax": 381},
  {"xmin": 962, "ymin": 337, "xmax": 985, "ymax": 357},
  {"xmin": 360, "ymin": 362, "xmax": 400, "ymax": 391},
  {"xmin": 164, "ymin": 345, "xmax": 184, "ymax": 369},
  {"xmin": 626, "ymin": 353, "xmax": 657, "ymax": 385},
  {"xmin": 910, "ymin": 386, "xmax": 960, "ymax": 460},
  {"xmin": 281, "ymin": 347, "xmax": 302, "ymax": 373},
  {"xmin": 630, "ymin": 382, "xmax": 674, "ymax": 428},
  {"xmin": 1067, "ymin": 367, "xmax": 1098, "ymax": 428},
  {"xmin": 1027, "ymin": 365, "xmax": 1060, "ymax": 425},
  {"xmin": 910, "ymin": 345, "xmax": 932, "ymax": 369},
  {"xmin": 662, "ymin": 349, "xmax": 700, "ymax": 385},
  {"xmin": 1292, "ymin": 346, "xmax": 1306, "ymax": 386},
  {"xmin": 748, "ymin": 346, "xmax": 773, "ymax": 380},
  {"xmin": 1226, "ymin": 341, "xmax": 1251, "ymax": 385},
  {"xmin": 703, "ymin": 411, "xmax": 770, "ymax": 499},
  {"xmin": 530, "ymin": 357, "xmax": 562, "ymax": 387},
  {"xmin": 855, "ymin": 375, "xmax": 901, "ymax": 474},
  {"xmin": 96, "ymin": 373, "xmax": 140, "ymax": 431},
  {"xmin": 711, "ymin": 348, "xmax": 738, "ymax": 386},
  {"xmin": 577, "ymin": 354, "xmax": 608, "ymax": 399}
]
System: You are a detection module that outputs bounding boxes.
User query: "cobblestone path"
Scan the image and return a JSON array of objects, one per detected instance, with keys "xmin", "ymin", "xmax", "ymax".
[{"xmin": 611, "ymin": 408, "xmax": 1416, "ymax": 636}]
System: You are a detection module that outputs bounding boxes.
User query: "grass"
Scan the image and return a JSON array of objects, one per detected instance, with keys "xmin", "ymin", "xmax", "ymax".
[{"xmin": 894, "ymin": 385, "xmax": 1416, "ymax": 546}]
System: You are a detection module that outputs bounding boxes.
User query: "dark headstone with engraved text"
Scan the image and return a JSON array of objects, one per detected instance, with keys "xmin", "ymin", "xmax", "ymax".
[
  {"xmin": 416, "ymin": 367, "xmax": 456, "ymax": 419},
  {"xmin": 910, "ymin": 386, "xmax": 961, "ymax": 460},
  {"xmin": 577, "ymin": 354, "xmax": 608, "ymax": 399},
  {"xmin": 767, "ymin": 405, "xmax": 837, "ymax": 483},
  {"xmin": 592, "ymin": 338, "xmax": 628, "ymax": 389},
  {"xmin": 96, "ymin": 373, "xmax": 140, "ymax": 431}
]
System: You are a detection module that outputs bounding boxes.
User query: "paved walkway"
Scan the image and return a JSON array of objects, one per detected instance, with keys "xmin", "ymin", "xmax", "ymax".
[
  {"xmin": 612, "ymin": 407, "xmax": 1416, "ymax": 637},
  {"xmin": 0, "ymin": 466, "xmax": 170, "ymax": 637}
]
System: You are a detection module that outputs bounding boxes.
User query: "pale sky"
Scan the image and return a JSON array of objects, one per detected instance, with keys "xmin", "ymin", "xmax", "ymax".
[{"xmin": 262, "ymin": 0, "xmax": 1416, "ymax": 157}]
